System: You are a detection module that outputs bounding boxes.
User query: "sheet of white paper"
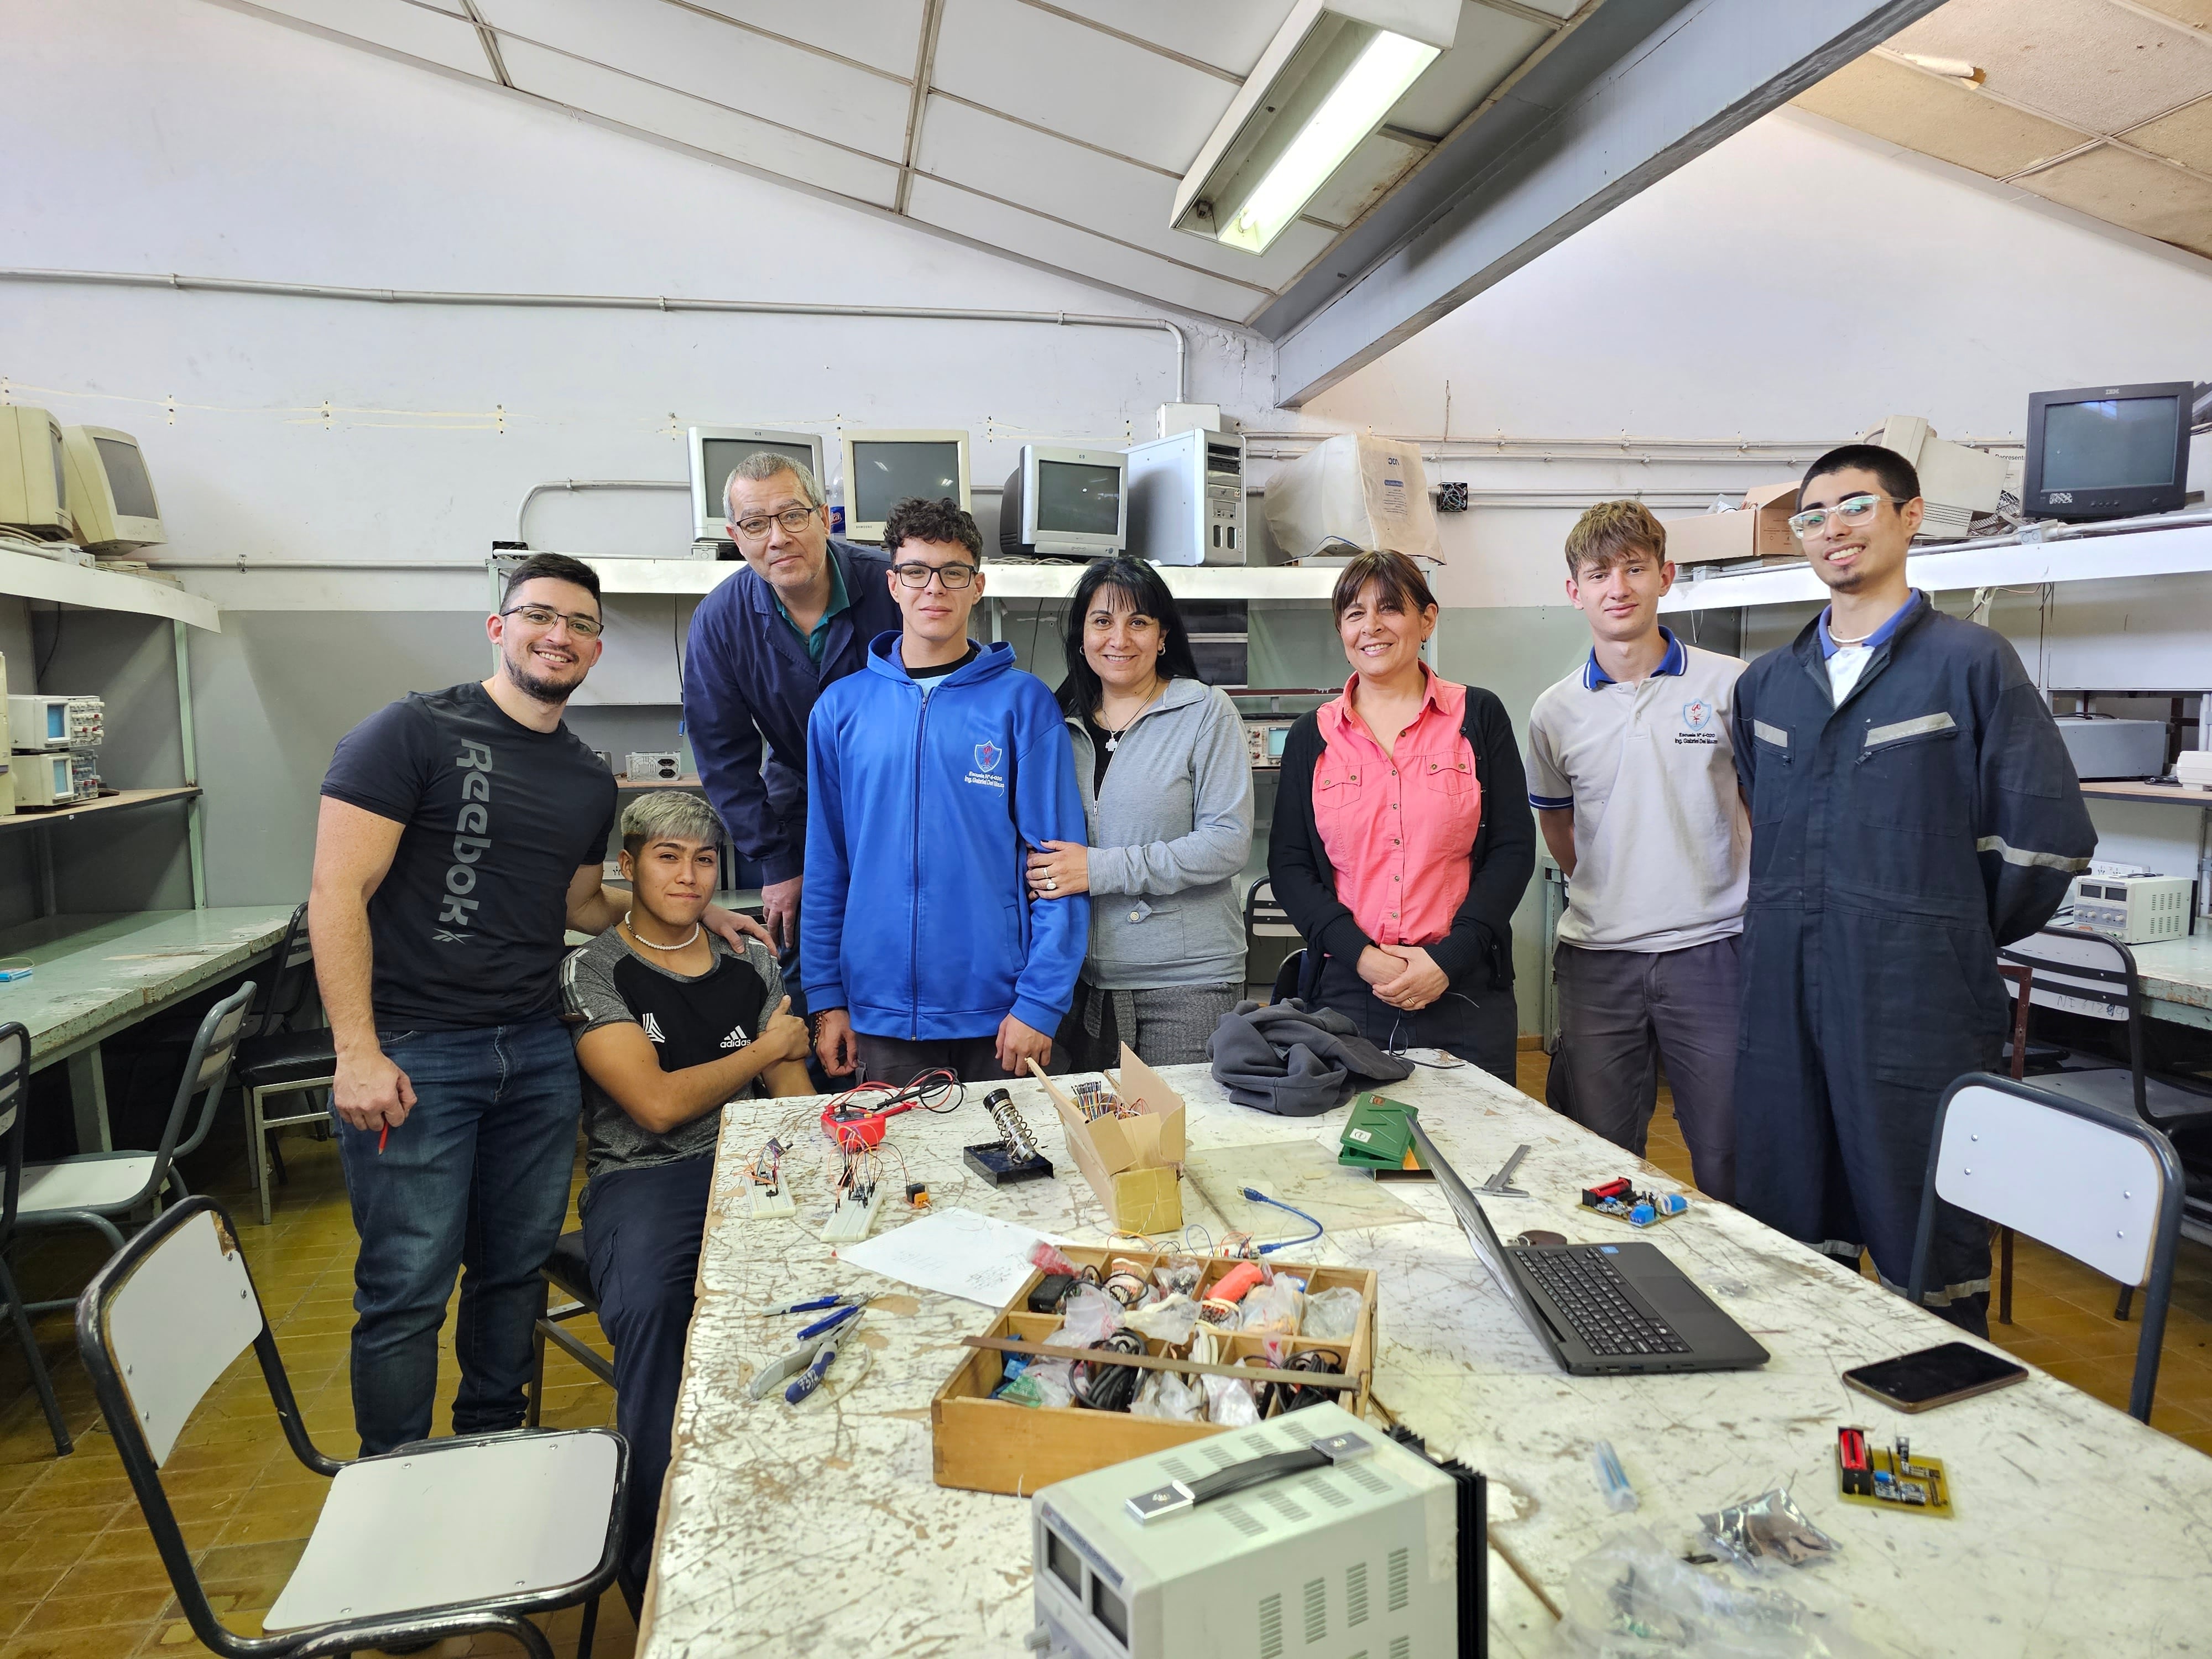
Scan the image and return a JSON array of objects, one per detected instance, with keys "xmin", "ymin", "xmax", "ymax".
[{"xmin": 832, "ymin": 1207, "xmax": 1053, "ymax": 1307}]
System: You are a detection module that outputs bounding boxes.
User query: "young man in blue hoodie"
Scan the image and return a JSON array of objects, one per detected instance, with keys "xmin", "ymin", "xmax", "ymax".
[{"xmin": 803, "ymin": 496, "xmax": 1087, "ymax": 1082}]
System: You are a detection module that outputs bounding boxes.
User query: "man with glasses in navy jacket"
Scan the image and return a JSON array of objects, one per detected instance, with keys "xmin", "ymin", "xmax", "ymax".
[{"xmin": 803, "ymin": 496, "xmax": 1087, "ymax": 1082}]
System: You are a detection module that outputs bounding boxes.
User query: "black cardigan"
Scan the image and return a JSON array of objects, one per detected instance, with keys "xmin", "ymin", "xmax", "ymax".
[{"xmin": 1268, "ymin": 685, "xmax": 1536, "ymax": 990}]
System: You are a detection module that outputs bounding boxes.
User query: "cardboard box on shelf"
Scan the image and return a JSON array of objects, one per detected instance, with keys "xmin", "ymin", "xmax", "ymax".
[
  {"xmin": 1663, "ymin": 482, "xmax": 1803, "ymax": 567},
  {"xmin": 1029, "ymin": 1048, "xmax": 1186, "ymax": 1233}
]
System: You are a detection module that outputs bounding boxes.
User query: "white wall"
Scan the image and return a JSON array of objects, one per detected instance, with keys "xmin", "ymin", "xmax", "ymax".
[{"xmin": 1300, "ymin": 107, "xmax": 2212, "ymax": 612}]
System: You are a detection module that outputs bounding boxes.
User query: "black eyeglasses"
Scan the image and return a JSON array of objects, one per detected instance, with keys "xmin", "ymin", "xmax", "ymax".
[
  {"xmin": 501, "ymin": 604, "xmax": 604, "ymax": 638},
  {"xmin": 731, "ymin": 505, "xmax": 820, "ymax": 540},
  {"xmin": 891, "ymin": 562, "xmax": 979, "ymax": 590}
]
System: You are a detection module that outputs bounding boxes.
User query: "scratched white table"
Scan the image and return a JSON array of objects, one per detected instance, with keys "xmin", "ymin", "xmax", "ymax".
[{"xmin": 639, "ymin": 1062, "xmax": 2212, "ymax": 1657}]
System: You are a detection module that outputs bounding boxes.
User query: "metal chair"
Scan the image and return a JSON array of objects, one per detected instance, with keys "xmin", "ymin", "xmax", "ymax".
[
  {"xmin": 1270, "ymin": 947, "xmax": 1307, "ymax": 1006},
  {"xmin": 528, "ymin": 1228, "xmax": 616, "ymax": 1427},
  {"xmin": 13, "ymin": 981, "xmax": 253, "ymax": 1313},
  {"xmin": 76, "ymin": 1196, "xmax": 627, "ymax": 1658},
  {"xmin": 1244, "ymin": 879, "xmax": 1305, "ymax": 1000},
  {"xmin": 0, "ymin": 1021, "xmax": 71, "ymax": 1455},
  {"xmin": 1999, "ymin": 927, "xmax": 2212, "ymax": 1319},
  {"xmin": 1910, "ymin": 1074, "xmax": 2184, "ymax": 1423},
  {"xmin": 1992, "ymin": 961, "xmax": 2032, "ymax": 1326},
  {"xmin": 231, "ymin": 904, "xmax": 337, "ymax": 1225}
]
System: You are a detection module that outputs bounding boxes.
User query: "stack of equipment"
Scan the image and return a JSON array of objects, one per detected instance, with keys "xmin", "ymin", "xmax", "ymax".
[{"xmin": 10, "ymin": 693, "xmax": 102, "ymax": 808}]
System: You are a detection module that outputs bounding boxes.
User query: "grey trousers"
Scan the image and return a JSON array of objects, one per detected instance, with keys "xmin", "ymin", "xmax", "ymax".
[
  {"xmin": 1066, "ymin": 982, "xmax": 1240, "ymax": 1071},
  {"xmin": 1550, "ymin": 935, "xmax": 1740, "ymax": 1202}
]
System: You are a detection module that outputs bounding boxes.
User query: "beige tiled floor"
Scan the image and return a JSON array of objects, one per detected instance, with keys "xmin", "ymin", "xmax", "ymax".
[
  {"xmin": 7, "ymin": 1059, "xmax": 2211, "ymax": 1656},
  {"xmin": 0, "ymin": 1126, "xmax": 629, "ymax": 1659}
]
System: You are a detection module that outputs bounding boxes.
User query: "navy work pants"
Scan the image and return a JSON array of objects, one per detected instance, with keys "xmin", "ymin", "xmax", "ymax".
[{"xmin": 581, "ymin": 1155, "xmax": 714, "ymax": 1604}]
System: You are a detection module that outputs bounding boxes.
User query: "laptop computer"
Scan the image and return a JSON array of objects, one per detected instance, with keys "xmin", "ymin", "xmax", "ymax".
[{"xmin": 1408, "ymin": 1115, "xmax": 1768, "ymax": 1376}]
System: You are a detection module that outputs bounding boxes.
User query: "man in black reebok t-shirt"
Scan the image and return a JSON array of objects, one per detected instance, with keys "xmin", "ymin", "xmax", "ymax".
[
  {"xmin": 311, "ymin": 552, "xmax": 769, "ymax": 1455},
  {"xmin": 562, "ymin": 790, "xmax": 811, "ymax": 1606}
]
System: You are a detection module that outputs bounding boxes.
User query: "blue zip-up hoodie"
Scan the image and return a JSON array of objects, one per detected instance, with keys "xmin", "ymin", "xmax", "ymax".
[{"xmin": 802, "ymin": 633, "xmax": 1088, "ymax": 1040}]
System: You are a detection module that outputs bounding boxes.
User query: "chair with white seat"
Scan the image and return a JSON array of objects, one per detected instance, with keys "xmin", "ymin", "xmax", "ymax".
[
  {"xmin": 1910, "ymin": 1073, "xmax": 2184, "ymax": 1423},
  {"xmin": 15, "ymin": 981, "xmax": 253, "ymax": 1313},
  {"xmin": 1, "ymin": 1021, "xmax": 71, "ymax": 1455},
  {"xmin": 76, "ymin": 1196, "xmax": 628, "ymax": 1659}
]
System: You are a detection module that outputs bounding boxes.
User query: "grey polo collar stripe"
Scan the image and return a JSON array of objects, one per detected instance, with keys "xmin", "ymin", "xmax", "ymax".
[
  {"xmin": 1976, "ymin": 835, "xmax": 2092, "ymax": 872},
  {"xmin": 1864, "ymin": 711, "xmax": 1957, "ymax": 747}
]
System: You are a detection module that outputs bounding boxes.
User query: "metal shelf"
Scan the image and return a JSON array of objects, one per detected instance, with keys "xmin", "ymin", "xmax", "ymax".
[
  {"xmin": 2080, "ymin": 780, "xmax": 2212, "ymax": 810},
  {"xmin": 567, "ymin": 555, "xmax": 1339, "ymax": 603},
  {"xmin": 1659, "ymin": 515, "xmax": 2212, "ymax": 614},
  {"xmin": 0, "ymin": 786, "xmax": 201, "ymax": 834},
  {"xmin": 0, "ymin": 546, "xmax": 220, "ymax": 631}
]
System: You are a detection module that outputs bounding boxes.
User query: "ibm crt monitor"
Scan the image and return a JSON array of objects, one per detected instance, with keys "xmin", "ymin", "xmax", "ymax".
[
  {"xmin": 838, "ymin": 430, "xmax": 971, "ymax": 544},
  {"xmin": 2025, "ymin": 382, "xmax": 2194, "ymax": 522},
  {"xmin": 687, "ymin": 426, "xmax": 825, "ymax": 542},
  {"xmin": 999, "ymin": 444, "xmax": 1127, "ymax": 557},
  {"xmin": 60, "ymin": 426, "xmax": 164, "ymax": 550}
]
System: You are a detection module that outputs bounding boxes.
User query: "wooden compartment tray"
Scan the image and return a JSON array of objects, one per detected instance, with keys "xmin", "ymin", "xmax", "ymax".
[{"xmin": 930, "ymin": 1245, "xmax": 1376, "ymax": 1496}]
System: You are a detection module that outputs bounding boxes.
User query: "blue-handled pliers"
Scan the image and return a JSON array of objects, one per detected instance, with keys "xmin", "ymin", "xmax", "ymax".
[{"xmin": 785, "ymin": 1309, "xmax": 867, "ymax": 1405}]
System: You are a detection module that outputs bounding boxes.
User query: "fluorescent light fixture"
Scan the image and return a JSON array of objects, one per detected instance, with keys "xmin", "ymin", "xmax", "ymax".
[{"xmin": 1173, "ymin": 0, "xmax": 1457, "ymax": 256}]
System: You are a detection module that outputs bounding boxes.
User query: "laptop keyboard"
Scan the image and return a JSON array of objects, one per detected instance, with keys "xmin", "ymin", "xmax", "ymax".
[{"xmin": 1519, "ymin": 1247, "xmax": 1691, "ymax": 1357}]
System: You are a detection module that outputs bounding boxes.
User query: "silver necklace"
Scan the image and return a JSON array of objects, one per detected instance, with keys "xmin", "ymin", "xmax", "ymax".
[
  {"xmin": 1097, "ymin": 678, "xmax": 1164, "ymax": 752},
  {"xmin": 624, "ymin": 913, "xmax": 702, "ymax": 952}
]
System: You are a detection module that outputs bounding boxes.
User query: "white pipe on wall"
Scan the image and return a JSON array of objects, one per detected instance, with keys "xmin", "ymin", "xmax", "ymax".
[{"xmin": 0, "ymin": 266, "xmax": 1191, "ymax": 402}]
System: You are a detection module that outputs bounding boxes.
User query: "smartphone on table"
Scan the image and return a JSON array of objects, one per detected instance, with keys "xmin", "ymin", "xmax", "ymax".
[{"xmin": 1842, "ymin": 1342, "xmax": 2028, "ymax": 1413}]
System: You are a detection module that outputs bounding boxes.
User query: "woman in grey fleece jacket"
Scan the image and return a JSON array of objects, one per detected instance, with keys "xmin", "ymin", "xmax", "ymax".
[{"xmin": 1027, "ymin": 558, "xmax": 1254, "ymax": 1068}]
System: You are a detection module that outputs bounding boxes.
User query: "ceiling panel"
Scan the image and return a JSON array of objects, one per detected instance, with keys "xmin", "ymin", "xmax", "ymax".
[
  {"xmin": 930, "ymin": 0, "xmax": 1239, "ymax": 173},
  {"xmin": 905, "ymin": 174, "xmax": 1272, "ymax": 320},
  {"xmin": 914, "ymin": 95, "xmax": 1337, "ymax": 285},
  {"xmin": 479, "ymin": 0, "xmax": 911, "ymax": 161},
  {"xmin": 1388, "ymin": 3, "xmax": 1552, "ymax": 138},
  {"xmin": 2126, "ymin": 92, "xmax": 2212, "ymax": 169},
  {"xmin": 1301, "ymin": 130, "xmax": 1426, "ymax": 228},
  {"xmin": 2016, "ymin": 139, "xmax": 2212, "ymax": 255},
  {"xmin": 1504, "ymin": 0, "xmax": 1583, "ymax": 15},
  {"xmin": 499, "ymin": 36, "xmax": 901, "ymax": 205},
  {"xmin": 679, "ymin": 0, "xmax": 927, "ymax": 79},
  {"xmin": 1056, "ymin": 1, "xmax": 1299, "ymax": 76},
  {"xmin": 1893, "ymin": 0, "xmax": 2212, "ymax": 133},
  {"xmin": 245, "ymin": 0, "xmax": 494, "ymax": 77},
  {"xmin": 1795, "ymin": 54, "xmax": 2091, "ymax": 178}
]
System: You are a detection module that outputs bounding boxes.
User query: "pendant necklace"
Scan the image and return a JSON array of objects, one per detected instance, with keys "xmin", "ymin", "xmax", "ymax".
[
  {"xmin": 624, "ymin": 913, "xmax": 702, "ymax": 952},
  {"xmin": 1099, "ymin": 677, "xmax": 1164, "ymax": 752}
]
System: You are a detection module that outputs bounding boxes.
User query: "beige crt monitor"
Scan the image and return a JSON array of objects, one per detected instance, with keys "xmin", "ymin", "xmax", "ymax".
[
  {"xmin": 60, "ymin": 426, "xmax": 165, "ymax": 551},
  {"xmin": 1861, "ymin": 416, "xmax": 2007, "ymax": 541},
  {"xmin": 837, "ymin": 430, "xmax": 971, "ymax": 545},
  {"xmin": 0, "ymin": 407, "xmax": 72, "ymax": 541}
]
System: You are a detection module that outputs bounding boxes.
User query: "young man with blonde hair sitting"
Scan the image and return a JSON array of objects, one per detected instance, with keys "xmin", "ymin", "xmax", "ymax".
[
  {"xmin": 1526, "ymin": 500, "xmax": 1748, "ymax": 1199},
  {"xmin": 562, "ymin": 790, "xmax": 811, "ymax": 1605}
]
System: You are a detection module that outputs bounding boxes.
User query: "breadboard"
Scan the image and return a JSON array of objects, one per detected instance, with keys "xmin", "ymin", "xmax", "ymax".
[
  {"xmin": 820, "ymin": 1186, "xmax": 888, "ymax": 1245},
  {"xmin": 743, "ymin": 1182, "xmax": 796, "ymax": 1220},
  {"xmin": 1838, "ymin": 1442, "xmax": 1953, "ymax": 1518}
]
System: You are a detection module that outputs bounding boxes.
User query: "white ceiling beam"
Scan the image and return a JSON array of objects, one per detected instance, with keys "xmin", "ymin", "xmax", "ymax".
[
  {"xmin": 896, "ymin": 0, "xmax": 948, "ymax": 214},
  {"xmin": 1273, "ymin": 0, "xmax": 1949, "ymax": 405},
  {"xmin": 457, "ymin": 0, "xmax": 513, "ymax": 85}
]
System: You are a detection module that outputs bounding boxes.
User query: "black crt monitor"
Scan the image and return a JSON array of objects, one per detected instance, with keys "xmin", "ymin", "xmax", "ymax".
[{"xmin": 2024, "ymin": 382, "xmax": 2194, "ymax": 522}]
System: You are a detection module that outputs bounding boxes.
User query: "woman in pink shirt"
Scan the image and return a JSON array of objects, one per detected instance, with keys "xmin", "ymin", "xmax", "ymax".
[{"xmin": 1267, "ymin": 551, "xmax": 1536, "ymax": 1082}]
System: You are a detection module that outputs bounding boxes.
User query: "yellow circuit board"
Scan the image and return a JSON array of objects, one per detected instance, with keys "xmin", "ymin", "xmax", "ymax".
[{"xmin": 1837, "ymin": 1440, "xmax": 1953, "ymax": 1518}]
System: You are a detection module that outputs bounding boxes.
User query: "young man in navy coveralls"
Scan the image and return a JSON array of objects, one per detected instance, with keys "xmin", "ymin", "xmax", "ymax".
[{"xmin": 1731, "ymin": 445, "xmax": 2094, "ymax": 1335}]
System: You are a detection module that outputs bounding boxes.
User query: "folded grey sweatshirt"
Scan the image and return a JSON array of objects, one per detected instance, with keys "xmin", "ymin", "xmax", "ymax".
[
  {"xmin": 1066, "ymin": 676, "xmax": 1254, "ymax": 990},
  {"xmin": 1208, "ymin": 998, "xmax": 1415, "ymax": 1116}
]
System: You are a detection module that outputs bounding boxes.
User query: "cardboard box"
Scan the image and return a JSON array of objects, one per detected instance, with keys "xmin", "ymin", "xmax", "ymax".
[
  {"xmin": 1662, "ymin": 482, "xmax": 1802, "ymax": 566},
  {"xmin": 930, "ymin": 1245, "xmax": 1378, "ymax": 1495},
  {"xmin": 1030, "ymin": 1048, "xmax": 1187, "ymax": 1234}
]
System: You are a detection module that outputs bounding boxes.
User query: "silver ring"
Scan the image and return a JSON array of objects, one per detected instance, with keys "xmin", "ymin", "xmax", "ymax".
[{"xmin": 1045, "ymin": 878, "xmax": 1058, "ymax": 890}]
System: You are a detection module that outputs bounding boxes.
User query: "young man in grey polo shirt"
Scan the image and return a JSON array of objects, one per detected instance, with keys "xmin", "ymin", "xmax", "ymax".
[{"xmin": 1527, "ymin": 500, "xmax": 1748, "ymax": 1199}]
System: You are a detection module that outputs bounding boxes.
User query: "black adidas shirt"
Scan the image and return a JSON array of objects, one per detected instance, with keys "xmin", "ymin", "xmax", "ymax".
[
  {"xmin": 561, "ymin": 929, "xmax": 785, "ymax": 1201},
  {"xmin": 321, "ymin": 681, "xmax": 617, "ymax": 1030}
]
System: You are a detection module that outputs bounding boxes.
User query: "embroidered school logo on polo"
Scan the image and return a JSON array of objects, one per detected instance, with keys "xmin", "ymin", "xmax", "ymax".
[
  {"xmin": 1682, "ymin": 697, "xmax": 1713, "ymax": 731},
  {"xmin": 972, "ymin": 739, "xmax": 1001, "ymax": 773}
]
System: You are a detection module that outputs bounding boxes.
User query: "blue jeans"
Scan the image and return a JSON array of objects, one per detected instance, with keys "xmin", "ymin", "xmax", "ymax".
[
  {"xmin": 336, "ymin": 1019, "xmax": 580, "ymax": 1455},
  {"xmin": 581, "ymin": 1156, "xmax": 712, "ymax": 1603}
]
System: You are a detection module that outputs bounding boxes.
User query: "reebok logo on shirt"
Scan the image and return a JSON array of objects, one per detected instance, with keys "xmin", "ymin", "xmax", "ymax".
[
  {"xmin": 435, "ymin": 739, "xmax": 495, "ymax": 940},
  {"xmin": 719, "ymin": 1026, "xmax": 750, "ymax": 1050},
  {"xmin": 643, "ymin": 1013, "xmax": 666, "ymax": 1044}
]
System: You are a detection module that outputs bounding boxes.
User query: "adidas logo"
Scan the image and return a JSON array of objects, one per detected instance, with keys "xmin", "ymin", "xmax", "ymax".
[
  {"xmin": 719, "ymin": 1026, "xmax": 750, "ymax": 1050},
  {"xmin": 643, "ymin": 1013, "xmax": 666, "ymax": 1044}
]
